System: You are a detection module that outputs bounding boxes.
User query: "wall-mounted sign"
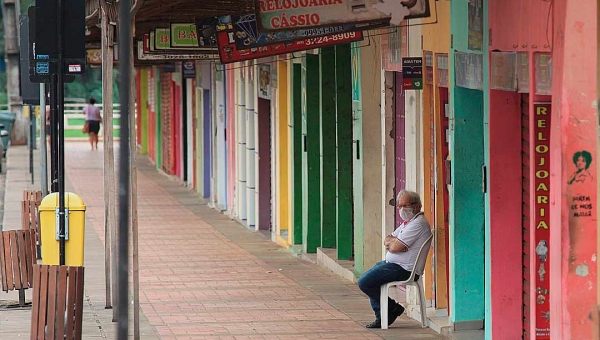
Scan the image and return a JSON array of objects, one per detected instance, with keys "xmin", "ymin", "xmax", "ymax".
[
  {"xmin": 155, "ymin": 28, "xmax": 170, "ymax": 50},
  {"xmin": 254, "ymin": 0, "xmax": 431, "ymax": 32},
  {"xmin": 183, "ymin": 61, "xmax": 196, "ymax": 78},
  {"xmin": 490, "ymin": 51, "xmax": 517, "ymax": 91},
  {"xmin": 215, "ymin": 15, "xmax": 363, "ymax": 64},
  {"xmin": 535, "ymin": 53, "xmax": 552, "ymax": 95},
  {"xmin": 171, "ymin": 23, "xmax": 199, "ymax": 48},
  {"xmin": 402, "ymin": 57, "xmax": 423, "ymax": 90},
  {"xmin": 85, "ymin": 48, "xmax": 119, "ymax": 65},
  {"xmin": 233, "ymin": 13, "xmax": 383, "ymax": 49},
  {"xmin": 136, "ymin": 41, "xmax": 216, "ymax": 61},
  {"xmin": 533, "ymin": 102, "xmax": 551, "ymax": 340},
  {"xmin": 455, "ymin": 51, "xmax": 483, "ymax": 90}
]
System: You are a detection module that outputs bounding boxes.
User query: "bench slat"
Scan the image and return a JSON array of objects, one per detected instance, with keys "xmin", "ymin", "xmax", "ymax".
[
  {"xmin": 37, "ymin": 265, "xmax": 49, "ymax": 338},
  {"xmin": 24, "ymin": 230, "xmax": 34, "ymax": 284},
  {"xmin": 9, "ymin": 232, "xmax": 22, "ymax": 290},
  {"xmin": 30, "ymin": 265, "xmax": 41, "ymax": 339},
  {"xmin": 74, "ymin": 267, "xmax": 84, "ymax": 339},
  {"xmin": 55, "ymin": 266, "xmax": 68, "ymax": 338},
  {"xmin": 65, "ymin": 267, "xmax": 77, "ymax": 340},
  {"xmin": 5, "ymin": 232, "xmax": 15, "ymax": 291},
  {"xmin": 46, "ymin": 267, "xmax": 58, "ymax": 340},
  {"xmin": 0, "ymin": 232, "xmax": 7, "ymax": 292},
  {"xmin": 17, "ymin": 231, "xmax": 28, "ymax": 288}
]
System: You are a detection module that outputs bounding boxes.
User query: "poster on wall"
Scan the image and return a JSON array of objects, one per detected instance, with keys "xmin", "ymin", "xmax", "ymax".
[
  {"xmin": 258, "ymin": 64, "xmax": 272, "ymax": 99},
  {"xmin": 436, "ymin": 53, "xmax": 449, "ymax": 88},
  {"xmin": 254, "ymin": 0, "xmax": 431, "ymax": 32},
  {"xmin": 535, "ymin": 53, "xmax": 552, "ymax": 95},
  {"xmin": 517, "ymin": 52, "xmax": 529, "ymax": 93},
  {"xmin": 402, "ymin": 57, "xmax": 423, "ymax": 90},
  {"xmin": 455, "ymin": 51, "xmax": 483, "ymax": 90},
  {"xmin": 490, "ymin": 52, "xmax": 517, "ymax": 91},
  {"xmin": 467, "ymin": 0, "xmax": 483, "ymax": 51},
  {"xmin": 214, "ymin": 15, "xmax": 363, "ymax": 64},
  {"xmin": 424, "ymin": 51, "xmax": 433, "ymax": 85},
  {"xmin": 533, "ymin": 102, "xmax": 551, "ymax": 340},
  {"xmin": 233, "ymin": 14, "xmax": 382, "ymax": 49},
  {"xmin": 381, "ymin": 25, "xmax": 408, "ymax": 72}
]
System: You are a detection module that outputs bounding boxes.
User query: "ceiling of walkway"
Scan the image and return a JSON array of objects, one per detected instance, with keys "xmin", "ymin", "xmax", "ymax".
[{"xmin": 85, "ymin": 0, "xmax": 256, "ymax": 42}]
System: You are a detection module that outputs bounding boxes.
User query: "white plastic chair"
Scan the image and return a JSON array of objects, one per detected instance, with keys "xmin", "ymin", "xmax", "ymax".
[{"xmin": 380, "ymin": 232, "xmax": 433, "ymax": 330}]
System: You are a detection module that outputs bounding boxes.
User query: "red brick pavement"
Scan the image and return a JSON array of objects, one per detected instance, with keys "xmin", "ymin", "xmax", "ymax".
[{"xmin": 64, "ymin": 143, "xmax": 446, "ymax": 340}]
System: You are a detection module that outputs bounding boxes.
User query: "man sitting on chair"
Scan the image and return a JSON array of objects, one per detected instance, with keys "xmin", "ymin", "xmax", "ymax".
[{"xmin": 358, "ymin": 190, "xmax": 432, "ymax": 329}]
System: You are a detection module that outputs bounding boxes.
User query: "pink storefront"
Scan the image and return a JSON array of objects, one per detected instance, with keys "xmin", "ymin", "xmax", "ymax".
[{"xmin": 487, "ymin": 0, "xmax": 597, "ymax": 339}]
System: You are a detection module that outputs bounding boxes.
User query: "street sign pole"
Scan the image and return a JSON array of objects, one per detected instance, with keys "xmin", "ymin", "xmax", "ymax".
[{"xmin": 57, "ymin": 0, "xmax": 66, "ymax": 266}]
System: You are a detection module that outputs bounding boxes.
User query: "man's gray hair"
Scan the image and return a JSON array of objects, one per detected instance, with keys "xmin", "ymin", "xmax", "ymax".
[{"xmin": 396, "ymin": 190, "xmax": 421, "ymax": 205}]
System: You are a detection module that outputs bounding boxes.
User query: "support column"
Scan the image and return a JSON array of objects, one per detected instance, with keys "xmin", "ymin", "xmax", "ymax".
[
  {"xmin": 277, "ymin": 61, "xmax": 290, "ymax": 242},
  {"xmin": 246, "ymin": 62, "xmax": 257, "ymax": 229},
  {"xmin": 2, "ymin": 0, "xmax": 25, "ymax": 144},
  {"xmin": 236, "ymin": 66, "xmax": 247, "ymax": 223},
  {"xmin": 549, "ymin": 0, "xmax": 597, "ymax": 338},
  {"xmin": 320, "ymin": 47, "xmax": 336, "ymax": 249},
  {"xmin": 335, "ymin": 44, "xmax": 353, "ymax": 260},
  {"xmin": 291, "ymin": 63, "xmax": 303, "ymax": 245},
  {"xmin": 359, "ymin": 35, "xmax": 383, "ymax": 271},
  {"xmin": 302, "ymin": 54, "xmax": 321, "ymax": 253}
]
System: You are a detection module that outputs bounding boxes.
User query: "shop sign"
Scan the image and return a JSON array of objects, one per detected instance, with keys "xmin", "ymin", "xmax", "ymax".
[
  {"xmin": 137, "ymin": 41, "xmax": 215, "ymax": 61},
  {"xmin": 467, "ymin": 0, "xmax": 483, "ymax": 51},
  {"xmin": 490, "ymin": 51, "xmax": 517, "ymax": 91},
  {"xmin": 436, "ymin": 53, "xmax": 448, "ymax": 88},
  {"xmin": 455, "ymin": 51, "xmax": 483, "ymax": 90},
  {"xmin": 171, "ymin": 23, "xmax": 199, "ymax": 48},
  {"xmin": 182, "ymin": 61, "xmax": 196, "ymax": 78},
  {"xmin": 155, "ymin": 28, "xmax": 170, "ymax": 50},
  {"xmin": 215, "ymin": 15, "xmax": 363, "ymax": 64},
  {"xmin": 533, "ymin": 102, "xmax": 551, "ymax": 339},
  {"xmin": 86, "ymin": 49, "xmax": 102, "ymax": 65},
  {"xmin": 258, "ymin": 64, "xmax": 272, "ymax": 99},
  {"xmin": 233, "ymin": 14, "xmax": 381, "ymax": 49},
  {"xmin": 535, "ymin": 53, "xmax": 552, "ymax": 95},
  {"xmin": 424, "ymin": 51, "xmax": 433, "ymax": 85},
  {"xmin": 517, "ymin": 52, "xmax": 529, "ymax": 93},
  {"xmin": 254, "ymin": 0, "xmax": 431, "ymax": 32},
  {"xmin": 85, "ymin": 48, "xmax": 118, "ymax": 65},
  {"xmin": 402, "ymin": 57, "xmax": 423, "ymax": 90}
]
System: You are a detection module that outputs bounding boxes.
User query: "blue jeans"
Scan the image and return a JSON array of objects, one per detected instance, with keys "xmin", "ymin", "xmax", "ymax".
[{"xmin": 357, "ymin": 261, "xmax": 414, "ymax": 320}]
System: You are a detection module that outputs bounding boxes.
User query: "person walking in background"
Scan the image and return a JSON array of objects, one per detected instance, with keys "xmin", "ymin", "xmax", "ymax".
[{"xmin": 82, "ymin": 97, "xmax": 102, "ymax": 150}]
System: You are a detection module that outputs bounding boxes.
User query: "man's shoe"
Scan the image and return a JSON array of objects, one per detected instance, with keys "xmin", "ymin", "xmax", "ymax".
[
  {"xmin": 366, "ymin": 319, "xmax": 381, "ymax": 328},
  {"xmin": 387, "ymin": 304, "xmax": 405, "ymax": 326}
]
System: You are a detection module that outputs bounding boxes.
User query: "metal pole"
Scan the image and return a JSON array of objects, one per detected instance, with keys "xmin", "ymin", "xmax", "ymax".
[
  {"xmin": 100, "ymin": 0, "xmax": 115, "ymax": 311},
  {"xmin": 40, "ymin": 84, "xmax": 48, "ymax": 196},
  {"xmin": 57, "ymin": 0, "xmax": 66, "ymax": 266},
  {"xmin": 29, "ymin": 105, "xmax": 34, "ymax": 184},
  {"xmin": 50, "ymin": 77, "xmax": 58, "ymax": 193},
  {"xmin": 117, "ymin": 0, "xmax": 132, "ymax": 337}
]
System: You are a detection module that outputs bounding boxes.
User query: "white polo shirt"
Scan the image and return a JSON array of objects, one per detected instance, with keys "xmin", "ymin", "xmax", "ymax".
[{"xmin": 385, "ymin": 212, "xmax": 432, "ymax": 272}]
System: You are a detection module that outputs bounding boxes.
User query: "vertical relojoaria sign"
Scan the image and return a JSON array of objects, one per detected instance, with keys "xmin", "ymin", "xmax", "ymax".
[{"xmin": 254, "ymin": 0, "xmax": 431, "ymax": 31}]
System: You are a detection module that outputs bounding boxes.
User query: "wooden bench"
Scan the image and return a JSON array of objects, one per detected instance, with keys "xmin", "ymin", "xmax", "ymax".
[
  {"xmin": 22, "ymin": 190, "xmax": 43, "ymax": 259},
  {"xmin": 31, "ymin": 265, "xmax": 85, "ymax": 340},
  {"xmin": 0, "ymin": 229, "xmax": 37, "ymax": 307}
]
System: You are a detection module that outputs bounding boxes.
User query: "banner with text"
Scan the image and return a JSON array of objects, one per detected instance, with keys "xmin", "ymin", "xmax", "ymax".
[
  {"xmin": 215, "ymin": 15, "xmax": 363, "ymax": 64},
  {"xmin": 254, "ymin": 0, "xmax": 430, "ymax": 32}
]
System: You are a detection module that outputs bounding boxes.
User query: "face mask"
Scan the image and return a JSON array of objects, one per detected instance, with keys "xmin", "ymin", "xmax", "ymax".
[{"xmin": 400, "ymin": 207, "xmax": 415, "ymax": 221}]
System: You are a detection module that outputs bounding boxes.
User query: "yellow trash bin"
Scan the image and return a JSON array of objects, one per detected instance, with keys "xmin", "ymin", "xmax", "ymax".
[{"xmin": 39, "ymin": 192, "xmax": 86, "ymax": 266}]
